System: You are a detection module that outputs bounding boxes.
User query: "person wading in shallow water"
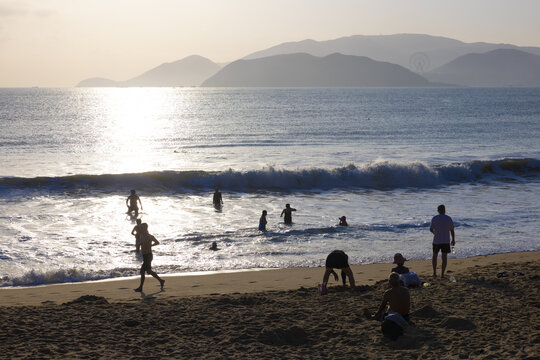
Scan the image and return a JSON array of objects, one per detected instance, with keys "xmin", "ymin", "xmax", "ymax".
[
  {"xmin": 213, "ymin": 188, "xmax": 223, "ymax": 208},
  {"xmin": 259, "ymin": 210, "xmax": 268, "ymax": 231},
  {"xmin": 280, "ymin": 203, "xmax": 296, "ymax": 224},
  {"xmin": 131, "ymin": 218, "xmax": 143, "ymax": 252},
  {"xmin": 126, "ymin": 190, "xmax": 143, "ymax": 216},
  {"xmin": 134, "ymin": 223, "xmax": 164, "ymax": 292}
]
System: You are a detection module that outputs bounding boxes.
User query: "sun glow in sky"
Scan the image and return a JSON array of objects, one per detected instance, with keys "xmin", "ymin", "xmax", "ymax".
[{"xmin": 1, "ymin": 0, "xmax": 539, "ymax": 87}]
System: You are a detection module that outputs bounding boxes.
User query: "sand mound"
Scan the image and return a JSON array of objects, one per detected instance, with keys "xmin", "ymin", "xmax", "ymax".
[
  {"xmin": 258, "ymin": 326, "xmax": 308, "ymax": 346},
  {"xmin": 412, "ymin": 305, "xmax": 442, "ymax": 318},
  {"xmin": 63, "ymin": 295, "xmax": 109, "ymax": 305},
  {"xmin": 440, "ymin": 317, "xmax": 476, "ymax": 330}
]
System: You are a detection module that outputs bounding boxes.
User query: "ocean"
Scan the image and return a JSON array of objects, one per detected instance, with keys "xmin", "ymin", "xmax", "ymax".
[{"xmin": 0, "ymin": 87, "xmax": 539, "ymax": 287}]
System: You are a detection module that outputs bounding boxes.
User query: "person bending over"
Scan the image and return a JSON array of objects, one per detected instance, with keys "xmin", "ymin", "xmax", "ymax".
[{"xmin": 320, "ymin": 250, "xmax": 356, "ymax": 294}]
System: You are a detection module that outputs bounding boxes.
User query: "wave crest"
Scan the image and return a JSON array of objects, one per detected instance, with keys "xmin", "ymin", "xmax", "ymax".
[{"xmin": 0, "ymin": 158, "xmax": 538, "ymax": 195}]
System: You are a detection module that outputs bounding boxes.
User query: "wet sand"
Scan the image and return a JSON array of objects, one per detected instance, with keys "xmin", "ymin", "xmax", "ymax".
[{"xmin": 0, "ymin": 251, "xmax": 538, "ymax": 359}]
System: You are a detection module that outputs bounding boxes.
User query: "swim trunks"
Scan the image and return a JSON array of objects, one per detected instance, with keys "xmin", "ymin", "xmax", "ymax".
[
  {"xmin": 325, "ymin": 250, "xmax": 349, "ymax": 269},
  {"xmin": 141, "ymin": 253, "xmax": 153, "ymax": 271},
  {"xmin": 432, "ymin": 243, "xmax": 451, "ymax": 253}
]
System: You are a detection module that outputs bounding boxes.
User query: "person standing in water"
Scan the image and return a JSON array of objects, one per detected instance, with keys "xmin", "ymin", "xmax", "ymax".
[
  {"xmin": 126, "ymin": 190, "xmax": 142, "ymax": 216},
  {"xmin": 213, "ymin": 188, "xmax": 223, "ymax": 208},
  {"xmin": 280, "ymin": 204, "xmax": 296, "ymax": 224},
  {"xmin": 339, "ymin": 216, "xmax": 348, "ymax": 226},
  {"xmin": 131, "ymin": 218, "xmax": 143, "ymax": 252},
  {"xmin": 259, "ymin": 210, "xmax": 268, "ymax": 231},
  {"xmin": 134, "ymin": 223, "xmax": 165, "ymax": 292}
]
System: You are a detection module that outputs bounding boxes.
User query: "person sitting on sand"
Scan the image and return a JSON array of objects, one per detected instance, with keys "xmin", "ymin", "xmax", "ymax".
[
  {"xmin": 392, "ymin": 253, "xmax": 421, "ymax": 288},
  {"xmin": 131, "ymin": 218, "xmax": 143, "ymax": 252},
  {"xmin": 339, "ymin": 216, "xmax": 348, "ymax": 226},
  {"xmin": 209, "ymin": 241, "xmax": 220, "ymax": 251},
  {"xmin": 373, "ymin": 272, "xmax": 411, "ymax": 340},
  {"xmin": 134, "ymin": 223, "xmax": 164, "ymax": 292},
  {"xmin": 374, "ymin": 272, "xmax": 411, "ymax": 321},
  {"xmin": 280, "ymin": 204, "xmax": 296, "ymax": 225},
  {"xmin": 430, "ymin": 204, "xmax": 455, "ymax": 278},
  {"xmin": 126, "ymin": 190, "xmax": 142, "ymax": 215},
  {"xmin": 213, "ymin": 188, "xmax": 223, "ymax": 208},
  {"xmin": 391, "ymin": 253, "xmax": 409, "ymax": 275},
  {"xmin": 319, "ymin": 250, "xmax": 356, "ymax": 294},
  {"xmin": 259, "ymin": 210, "xmax": 268, "ymax": 231}
]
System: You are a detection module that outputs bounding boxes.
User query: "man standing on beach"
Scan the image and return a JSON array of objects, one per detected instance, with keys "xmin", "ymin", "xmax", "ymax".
[
  {"xmin": 430, "ymin": 204, "xmax": 455, "ymax": 279},
  {"xmin": 134, "ymin": 223, "xmax": 165, "ymax": 292}
]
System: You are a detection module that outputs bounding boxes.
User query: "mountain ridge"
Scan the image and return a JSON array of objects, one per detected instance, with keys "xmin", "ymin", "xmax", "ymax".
[
  {"xmin": 202, "ymin": 52, "xmax": 432, "ymax": 87},
  {"xmin": 77, "ymin": 55, "xmax": 220, "ymax": 87},
  {"xmin": 425, "ymin": 48, "xmax": 540, "ymax": 86}
]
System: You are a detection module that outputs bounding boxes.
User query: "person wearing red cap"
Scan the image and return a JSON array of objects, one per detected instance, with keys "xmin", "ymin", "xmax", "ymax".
[{"xmin": 391, "ymin": 253, "xmax": 410, "ymax": 275}]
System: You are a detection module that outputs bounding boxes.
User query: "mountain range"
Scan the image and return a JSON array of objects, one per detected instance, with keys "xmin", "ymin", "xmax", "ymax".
[
  {"xmin": 77, "ymin": 55, "xmax": 220, "ymax": 87},
  {"xmin": 202, "ymin": 53, "xmax": 431, "ymax": 87},
  {"xmin": 77, "ymin": 34, "xmax": 540, "ymax": 87}
]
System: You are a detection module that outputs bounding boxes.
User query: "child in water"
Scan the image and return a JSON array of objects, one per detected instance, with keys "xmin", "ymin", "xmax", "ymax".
[{"xmin": 259, "ymin": 210, "xmax": 267, "ymax": 231}]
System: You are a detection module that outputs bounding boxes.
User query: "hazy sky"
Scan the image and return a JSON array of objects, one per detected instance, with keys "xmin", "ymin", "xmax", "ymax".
[{"xmin": 1, "ymin": 0, "xmax": 540, "ymax": 87}]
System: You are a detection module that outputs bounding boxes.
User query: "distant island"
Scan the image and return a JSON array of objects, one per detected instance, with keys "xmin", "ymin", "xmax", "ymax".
[
  {"xmin": 77, "ymin": 55, "xmax": 220, "ymax": 87},
  {"xmin": 425, "ymin": 49, "xmax": 540, "ymax": 86},
  {"xmin": 77, "ymin": 34, "xmax": 540, "ymax": 87},
  {"xmin": 201, "ymin": 53, "xmax": 432, "ymax": 87}
]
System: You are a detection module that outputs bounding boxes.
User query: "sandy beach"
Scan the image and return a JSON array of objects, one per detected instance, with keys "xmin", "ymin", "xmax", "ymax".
[{"xmin": 1, "ymin": 251, "xmax": 539, "ymax": 359}]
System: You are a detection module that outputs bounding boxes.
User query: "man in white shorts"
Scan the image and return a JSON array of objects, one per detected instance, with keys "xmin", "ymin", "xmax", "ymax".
[{"xmin": 430, "ymin": 204, "xmax": 455, "ymax": 279}]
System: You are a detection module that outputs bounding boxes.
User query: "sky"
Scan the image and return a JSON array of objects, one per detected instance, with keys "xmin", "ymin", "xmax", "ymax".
[{"xmin": 1, "ymin": 0, "xmax": 540, "ymax": 87}]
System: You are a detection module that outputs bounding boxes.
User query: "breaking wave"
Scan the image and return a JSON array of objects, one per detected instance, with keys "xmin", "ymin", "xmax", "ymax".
[{"xmin": 0, "ymin": 158, "xmax": 538, "ymax": 195}]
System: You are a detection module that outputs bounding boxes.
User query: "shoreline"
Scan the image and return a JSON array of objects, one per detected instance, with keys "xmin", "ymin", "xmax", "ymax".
[{"xmin": 1, "ymin": 250, "xmax": 538, "ymax": 307}]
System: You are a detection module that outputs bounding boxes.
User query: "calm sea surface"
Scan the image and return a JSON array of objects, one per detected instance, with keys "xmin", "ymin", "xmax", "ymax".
[{"xmin": 0, "ymin": 87, "xmax": 539, "ymax": 286}]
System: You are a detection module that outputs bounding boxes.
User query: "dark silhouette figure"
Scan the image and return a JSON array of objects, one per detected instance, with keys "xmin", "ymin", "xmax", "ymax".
[
  {"xmin": 131, "ymin": 218, "xmax": 143, "ymax": 252},
  {"xmin": 339, "ymin": 216, "xmax": 348, "ymax": 226},
  {"xmin": 213, "ymin": 188, "xmax": 223, "ymax": 208},
  {"xmin": 126, "ymin": 190, "xmax": 142, "ymax": 215},
  {"xmin": 134, "ymin": 223, "xmax": 164, "ymax": 292},
  {"xmin": 280, "ymin": 204, "xmax": 296, "ymax": 224},
  {"xmin": 259, "ymin": 210, "xmax": 268, "ymax": 231},
  {"xmin": 320, "ymin": 250, "xmax": 356, "ymax": 294}
]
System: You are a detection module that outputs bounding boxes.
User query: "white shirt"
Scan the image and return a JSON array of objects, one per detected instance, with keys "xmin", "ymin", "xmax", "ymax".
[{"xmin": 430, "ymin": 214, "xmax": 454, "ymax": 244}]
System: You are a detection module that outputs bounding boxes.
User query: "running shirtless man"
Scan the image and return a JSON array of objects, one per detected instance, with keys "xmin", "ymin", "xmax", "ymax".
[{"xmin": 134, "ymin": 223, "xmax": 164, "ymax": 292}]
